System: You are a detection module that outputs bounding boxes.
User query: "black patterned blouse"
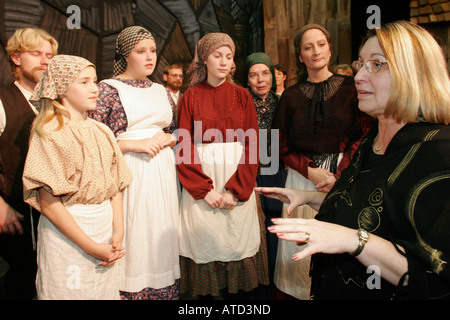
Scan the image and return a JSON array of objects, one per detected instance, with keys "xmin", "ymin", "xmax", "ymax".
[{"xmin": 250, "ymin": 91, "xmax": 279, "ymax": 130}]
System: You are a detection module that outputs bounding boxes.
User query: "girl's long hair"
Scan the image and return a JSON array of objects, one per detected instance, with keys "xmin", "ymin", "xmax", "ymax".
[{"xmin": 31, "ymin": 98, "xmax": 70, "ymax": 139}]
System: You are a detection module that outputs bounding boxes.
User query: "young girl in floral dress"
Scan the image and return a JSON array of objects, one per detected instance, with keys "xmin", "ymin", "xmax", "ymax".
[{"xmin": 91, "ymin": 26, "xmax": 180, "ymax": 300}]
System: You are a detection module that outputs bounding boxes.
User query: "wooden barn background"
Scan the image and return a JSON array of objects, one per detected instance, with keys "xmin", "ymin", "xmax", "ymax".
[
  {"xmin": 0, "ymin": 0, "xmax": 265, "ymax": 90},
  {"xmin": 264, "ymin": 0, "xmax": 449, "ymax": 86},
  {"xmin": 0, "ymin": 0, "xmax": 448, "ymax": 89}
]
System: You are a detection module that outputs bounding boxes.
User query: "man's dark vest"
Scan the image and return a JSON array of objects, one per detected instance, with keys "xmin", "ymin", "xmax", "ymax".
[{"xmin": 0, "ymin": 82, "xmax": 36, "ymax": 214}]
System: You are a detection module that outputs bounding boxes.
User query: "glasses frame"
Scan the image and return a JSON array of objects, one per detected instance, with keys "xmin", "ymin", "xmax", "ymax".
[
  {"xmin": 351, "ymin": 60, "xmax": 388, "ymax": 74},
  {"xmin": 167, "ymin": 73, "xmax": 184, "ymax": 79}
]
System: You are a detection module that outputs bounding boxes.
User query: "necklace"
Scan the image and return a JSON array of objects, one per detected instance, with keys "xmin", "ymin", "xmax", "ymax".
[
  {"xmin": 373, "ymin": 142, "xmax": 383, "ymax": 153},
  {"xmin": 373, "ymin": 135, "xmax": 393, "ymax": 153}
]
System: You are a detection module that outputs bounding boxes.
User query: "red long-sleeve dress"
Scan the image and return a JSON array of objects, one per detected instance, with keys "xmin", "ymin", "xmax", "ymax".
[
  {"xmin": 176, "ymin": 80, "xmax": 269, "ymax": 296},
  {"xmin": 176, "ymin": 80, "xmax": 259, "ymax": 200}
]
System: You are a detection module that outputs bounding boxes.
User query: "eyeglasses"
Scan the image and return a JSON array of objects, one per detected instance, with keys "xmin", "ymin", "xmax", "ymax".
[
  {"xmin": 351, "ymin": 60, "xmax": 388, "ymax": 74},
  {"xmin": 168, "ymin": 74, "xmax": 183, "ymax": 78}
]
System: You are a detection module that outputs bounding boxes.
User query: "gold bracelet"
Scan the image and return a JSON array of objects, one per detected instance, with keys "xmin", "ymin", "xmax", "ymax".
[{"xmin": 352, "ymin": 228, "xmax": 370, "ymax": 257}]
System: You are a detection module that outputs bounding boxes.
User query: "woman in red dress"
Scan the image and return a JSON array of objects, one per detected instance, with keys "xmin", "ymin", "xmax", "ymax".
[{"xmin": 176, "ymin": 33, "xmax": 269, "ymax": 298}]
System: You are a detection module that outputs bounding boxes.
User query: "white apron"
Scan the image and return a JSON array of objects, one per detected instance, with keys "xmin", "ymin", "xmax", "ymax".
[
  {"xmin": 36, "ymin": 201, "xmax": 119, "ymax": 300},
  {"xmin": 178, "ymin": 142, "xmax": 260, "ymax": 264},
  {"xmin": 274, "ymin": 153, "xmax": 343, "ymax": 300},
  {"xmin": 102, "ymin": 80, "xmax": 180, "ymax": 292}
]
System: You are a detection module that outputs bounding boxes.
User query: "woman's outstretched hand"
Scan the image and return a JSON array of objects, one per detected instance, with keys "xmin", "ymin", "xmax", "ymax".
[
  {"xmin": 254, "ymin": 187, "xmax": 326, "ymax": 213},
  {"xmin": 268, "ymin": 218, "xmax": 359, "ymax": 261}
]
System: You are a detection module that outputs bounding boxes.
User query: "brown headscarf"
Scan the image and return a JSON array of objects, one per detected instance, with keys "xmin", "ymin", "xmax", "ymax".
[
  {"xmin": 113, "ymin": 26, "xmax": 155, "ymax": 76},
  {"xmin": 187, "ymin": 32, "xmax": 235, "ymax": 87}
]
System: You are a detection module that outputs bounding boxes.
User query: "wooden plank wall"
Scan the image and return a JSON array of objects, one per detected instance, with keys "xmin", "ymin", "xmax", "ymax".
[
  {"xmin": 0, "ymin": 0, "xmax": 264, "ymax": 88},
  {"xmin": 0, "ymin": 0, "xmax": 45, "ymax": 86},
  {"xmin": 410, "ymin": 0, "xmax": 450, "ymax": 69},
  {"xmin": 410, "ymin": 0, "xmax": 450, "ymax": 23},
  {"xmin": 40, "ymin": 4, "xmax": 99, "ymax": 67},
  {"xmin": 1, "ymin": 0, "xmax": 448, "ymax": 89},
  {"xmin": 263, "ymin": 0, "xmax": 352, "ymax": 87}
]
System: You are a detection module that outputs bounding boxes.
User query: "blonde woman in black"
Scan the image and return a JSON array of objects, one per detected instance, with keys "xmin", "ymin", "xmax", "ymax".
[
  {"xmin": 271, "ymin": 24, "xmax": 372, "ymax": 299},
  {"xmin": 258, "ymin": 20, "xmax": 450, "ymax": 300}
]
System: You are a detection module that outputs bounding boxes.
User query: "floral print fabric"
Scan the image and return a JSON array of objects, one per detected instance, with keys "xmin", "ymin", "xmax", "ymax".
[{"xmin": 30, "ymin": 54, "xmax": 94, "ymax": 106}]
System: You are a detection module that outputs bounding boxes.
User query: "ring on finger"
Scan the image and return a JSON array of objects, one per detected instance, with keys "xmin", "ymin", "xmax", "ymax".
[{"xmin": 304, "ymin": 232, "xmax": 311, "ymax": 243}]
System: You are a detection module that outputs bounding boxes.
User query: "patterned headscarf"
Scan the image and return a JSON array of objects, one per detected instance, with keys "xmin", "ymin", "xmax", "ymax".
[
  {"xmin": 113, "ymin": 26, "xmax": 154, "ymax": 76},
  {"xmin": 187, "ymin": 32, "xmax": 235, "ymax": 87},
  {"xmin": 30, "ymin": 54, "xmax": 94, "ymax": 107}
]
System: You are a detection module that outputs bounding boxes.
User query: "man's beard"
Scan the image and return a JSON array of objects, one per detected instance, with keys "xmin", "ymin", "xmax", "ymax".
[
  {"xmin": 22, "ymin": 66, "xmax": 45, "ymax": 84},
  {"xmin": 169, "ymin": 81, "xmax": 182, "ymax": 91}
]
